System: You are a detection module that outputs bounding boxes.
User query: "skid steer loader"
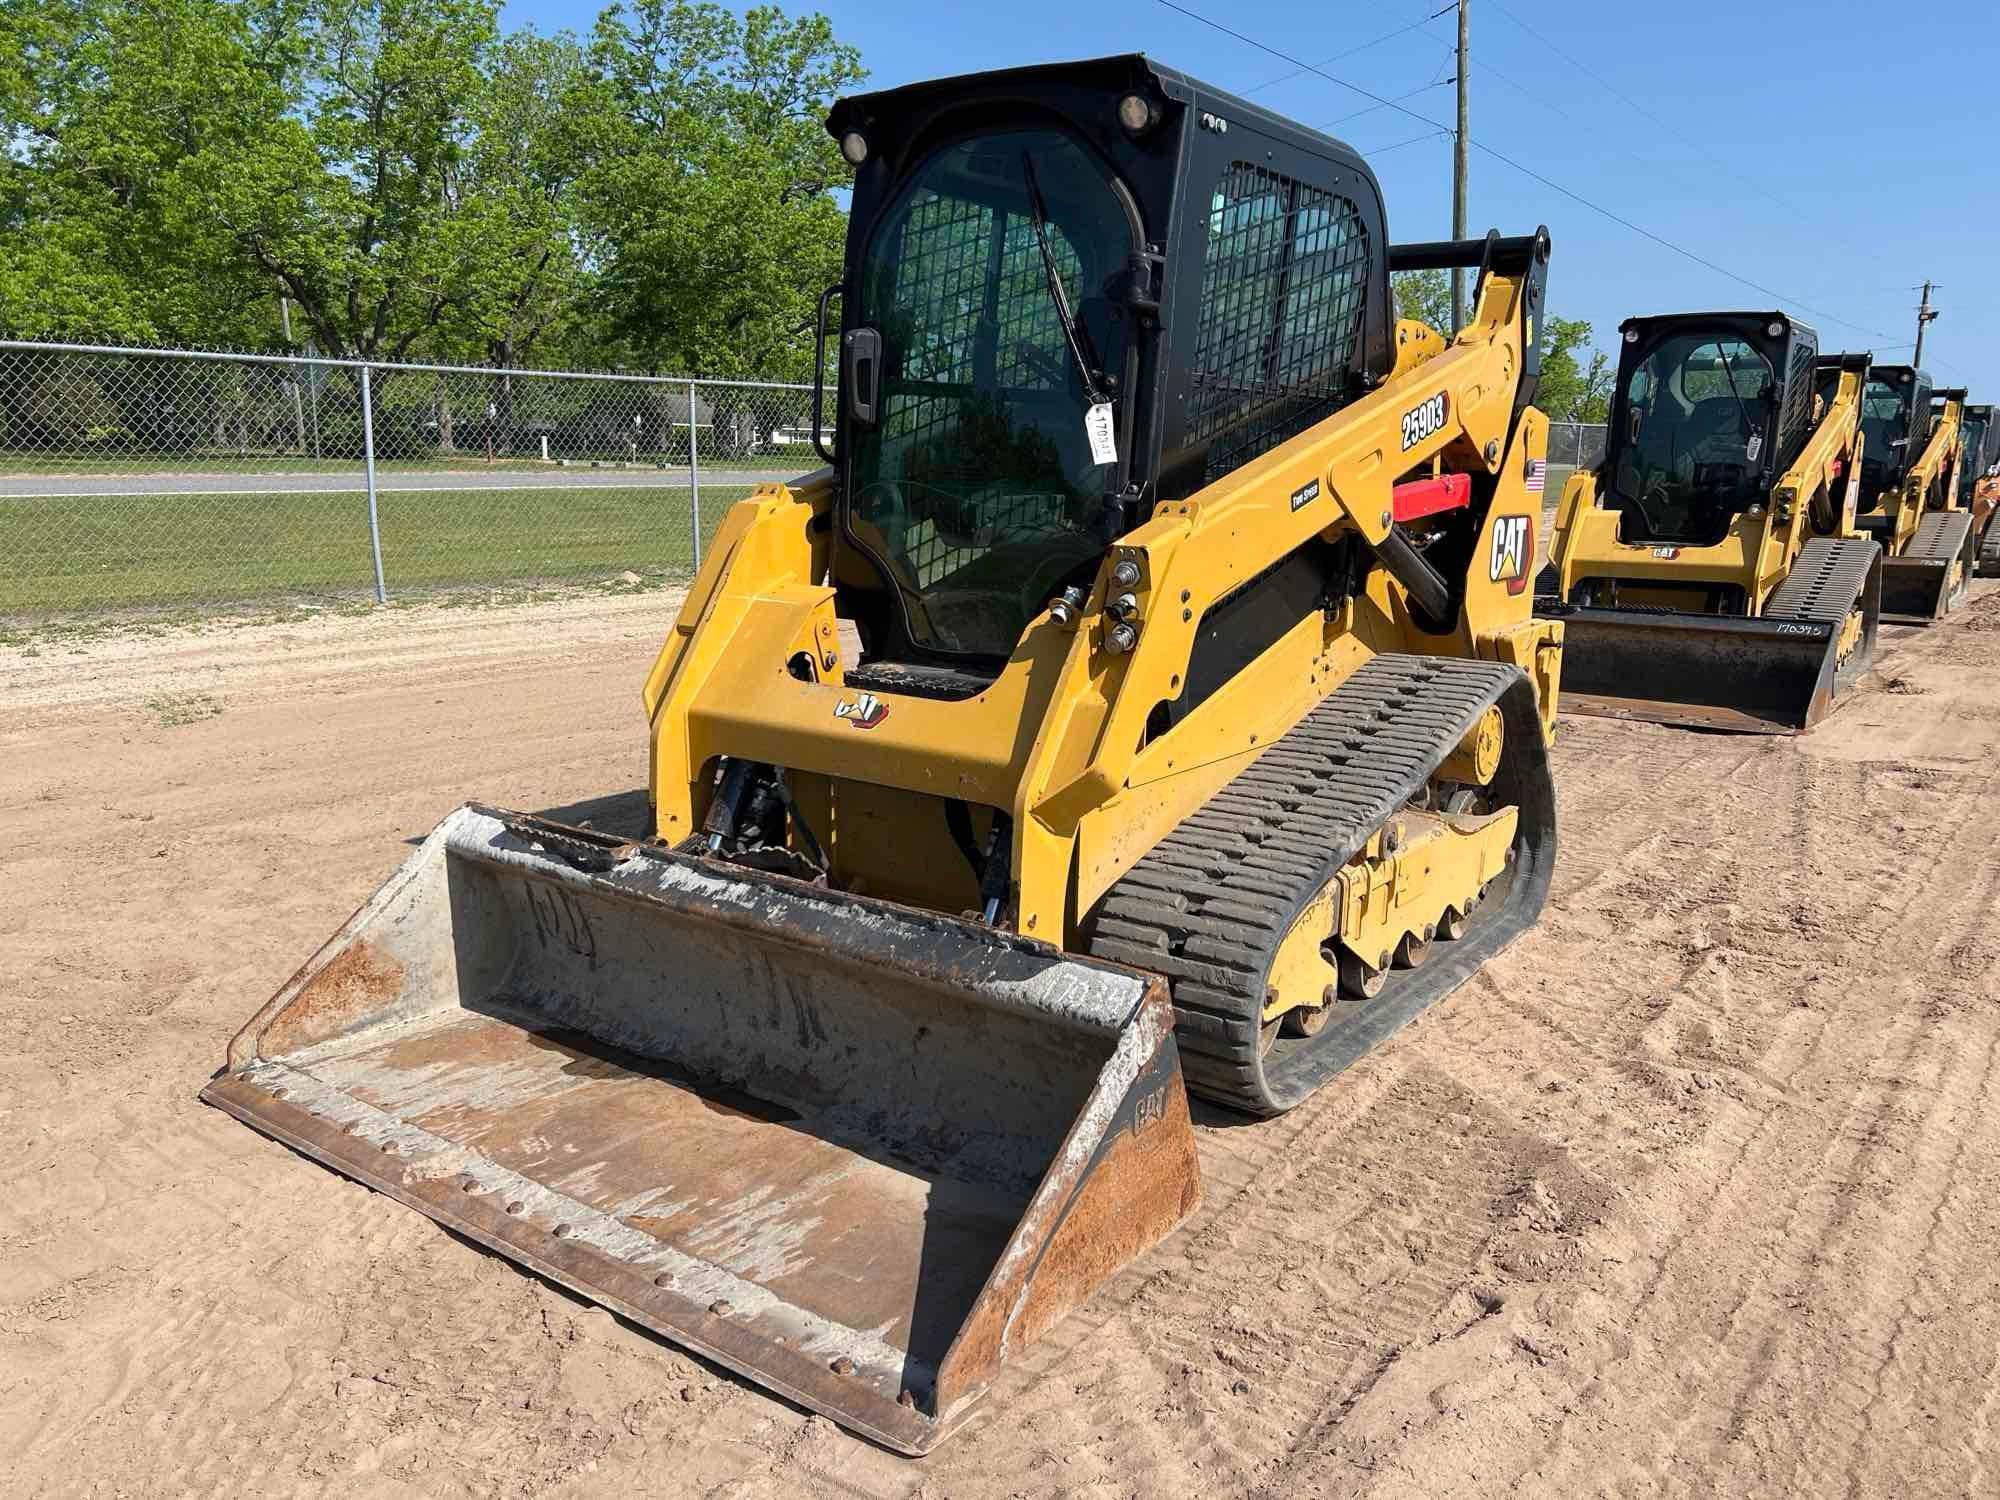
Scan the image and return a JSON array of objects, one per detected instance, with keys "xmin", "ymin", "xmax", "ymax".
[
  {"xmin": 1959, "ymin": 402, "xmax": 2000, "ymax": 574},
  {"xmin": 1853, "ymin": 367, "xmax": 1971, "ymax": 621},
  {"xmin": 1537, "ymin": 313, "xmax": 1882, "ymax": 732},
  {"xmin": 203, "ymin": 55, "xmax": 1561, "ymax": 1453}
]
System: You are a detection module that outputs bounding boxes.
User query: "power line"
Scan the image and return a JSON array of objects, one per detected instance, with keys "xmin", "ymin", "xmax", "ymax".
[
  {"xmin": 1239, "ymin": 5, "xmax": 1456, "ymax": 96},
  {"xmin": 1484, "ymin": 2, "xmax": 1826, "ymax": 227},
  {"xmin": 1318, "ymin": 77, "xmax": 1455, "ymax": 132},
  {"xmin": 1366, "ymin": 128, "xmax": 1454, "ymax": 157},
  {"xmin": 1152, "ymin": 0, "xmax": 1902, "ymax": 344}
]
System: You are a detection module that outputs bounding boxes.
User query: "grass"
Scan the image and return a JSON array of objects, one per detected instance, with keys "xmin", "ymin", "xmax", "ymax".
[
  {"xmin": 145, "ymin": 690, "xmax": 223, "ymax": 726},
  {"xmin": 0, "ymin": 482, "xmax": 748, "ymax": 616}
]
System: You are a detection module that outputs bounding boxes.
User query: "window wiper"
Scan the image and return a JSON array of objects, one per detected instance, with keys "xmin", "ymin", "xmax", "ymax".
[
  {"xmin": 1711, "ymin": 340, "xmax": 1760, "ymax": 458},
  {"xmin": 1019, "ymin": 151, "xmax": 1106, "ymax": 405}
]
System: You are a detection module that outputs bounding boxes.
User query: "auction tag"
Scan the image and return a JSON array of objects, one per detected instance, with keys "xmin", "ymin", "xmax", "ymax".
[
  {"xmin": 1745, "ymin": 432, "xmax": 1763, "ymax": 464},
  {"xmin": 1085, "ymin": 402, "xmax": 1118, "ymax": 466}
]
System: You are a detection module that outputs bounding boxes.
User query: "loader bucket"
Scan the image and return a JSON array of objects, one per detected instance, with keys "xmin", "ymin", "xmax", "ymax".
[
  {"xmin": 1881, "ymin": 512, "xmax": 1975, "ymax": 623},
  {"xmin": 1549, "ymin": 600, "xmax": 1877, "ymax": 734},
  {"xmin": 201, "ymin": 805, "xmax": 1199, "ymax": 1453}
]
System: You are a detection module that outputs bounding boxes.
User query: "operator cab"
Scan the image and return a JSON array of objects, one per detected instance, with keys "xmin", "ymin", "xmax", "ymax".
[
  {"xmin": 1602, "ymin": 312, "xmax": 1818, "ymax": 547},
  {"xmin": 821, "ymin": 56, "xmax": 1395, "ymax": 669},
  {"xmin": 1961, "ymin": 403, "xmax": 1996, "ymax": 508},
  {"xmin": 1854, "ymin": 365, "xmax": 1933, "ymax": 523}
]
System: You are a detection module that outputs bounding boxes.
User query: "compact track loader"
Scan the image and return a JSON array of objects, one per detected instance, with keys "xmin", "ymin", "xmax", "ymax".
[
  {"xmin": 205, "ymin": 56, "xmax": 1562, "ymax": 1452},
  {"xmin": 1537, "ymin": 313, "xmax": 1882, "ymax": 732},
  {"xmin": 1853, "ymin": 366, "xmax": 1971, "ymax": 621},
  {"xmin": 1959, "ymin": 402, "xmax": 2000, "ymax": 574}
]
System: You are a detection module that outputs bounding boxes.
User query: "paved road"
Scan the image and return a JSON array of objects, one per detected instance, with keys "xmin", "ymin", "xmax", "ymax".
[{"xmin": 0, "ymin": 465, "xmax": 809, "ymax": 497}]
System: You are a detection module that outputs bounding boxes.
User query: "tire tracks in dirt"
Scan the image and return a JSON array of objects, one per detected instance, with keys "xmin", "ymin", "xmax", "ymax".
[{"xmin": 9, "ymin": 588, "xmax": 2000, "ymax": 1498}]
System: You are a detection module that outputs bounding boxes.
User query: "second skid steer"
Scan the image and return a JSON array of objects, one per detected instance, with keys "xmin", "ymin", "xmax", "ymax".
[
  {"xmin": 1537, "ymin": 313, "xmax": 1881, "ymax": 732},
  {"xmin": 1854, "ymin": 367, "xmax": 1972, "ymax": 621},
  {"xmin": 204, "ymin": 55, "xmax": 1563, "ymax": 1453}
]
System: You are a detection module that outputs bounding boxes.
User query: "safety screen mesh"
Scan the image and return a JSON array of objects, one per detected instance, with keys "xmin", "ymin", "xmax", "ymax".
[
  {"xmin": 1777, "ymin": 326, "xmax": 1820, "ymax": 468},
  {"xmin": 899, "ymin": 491, "xmax": 1071, "ymax": 588},
  {"xmin": 994, "ymin": 218, "xmax": 1082, "ymax": 391},
  {"xmin": 1190, "ymin": 163, "xmax": 1370, "ymax": 484},
  {"xmin": 880, "ymin": 193, "xmax": 1084, "ymax": 454}
]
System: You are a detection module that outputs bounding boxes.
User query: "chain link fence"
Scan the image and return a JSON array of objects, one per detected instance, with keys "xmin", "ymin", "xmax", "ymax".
[
  {"xmin": 0, "ymin": 340, "xmax": 829, "ymax": 620},
  {"xmin": 0, "ymin": 338, "xmax": 1610, "ymax": 626},
  {"xmin": 1547, "ymin": 420, "xmax": 1608, "ymax": 472}
]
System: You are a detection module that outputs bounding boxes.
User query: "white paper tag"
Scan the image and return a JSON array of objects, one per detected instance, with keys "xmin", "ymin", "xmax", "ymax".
[
  {"xmin": 1745, "ymin": 432, "xmax": 1763, "ymax": 464},
  {"xmin": 1084, "ymin": 402, "xmax": 1118, "ymax": 466}
]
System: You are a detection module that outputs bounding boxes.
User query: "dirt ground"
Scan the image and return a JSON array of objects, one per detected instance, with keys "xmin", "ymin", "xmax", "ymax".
[{"xmin": 6, "ymin": 585, "xmax": 2000, "ymax": 1499}]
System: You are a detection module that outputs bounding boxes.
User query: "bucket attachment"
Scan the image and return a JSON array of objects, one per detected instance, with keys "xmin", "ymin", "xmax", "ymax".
[
  {"xmin": 1543, "ymin": 537, "xmax": 1881, "ymax": 734},
  {"xmin": 201, "ymin": 805, "xmax": 1200, "ymax": 1453},
  {"xmin": 1881, "ymin": 512, "xmax": 1975, "ymax": 623}
]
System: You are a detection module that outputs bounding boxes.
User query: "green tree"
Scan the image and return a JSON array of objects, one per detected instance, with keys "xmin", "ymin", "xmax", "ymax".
[
  {"xmin": 576, "ymin": 0, "xmax": 864, "ymax": 379},
  {"xmin": 0, "ymin": 0, "xmax": 865, "ymax": 381},
  {"xmin": 0, "ymin": 0, "xmax": 601, "ymax": 362},
  {"xmin": 1536, "ymin": 315, "xmax": 1613, "ymax": 423},
  {"xmin": 457, "ymin": 28, "xmax": 595, "ymax": 368},
  {"xmin": 211, "ymin": 0, "xmax": 537, "ymax": 362},
  {"xmin": 1391, "ymin": 268, "xmax": 1452, "ymax": 333},
  {"xmin": 0, "ymin": 0, "xmax": 299, "ymax": 345}
]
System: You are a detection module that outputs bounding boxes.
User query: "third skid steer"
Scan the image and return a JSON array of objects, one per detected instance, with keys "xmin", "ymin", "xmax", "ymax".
[
  {"xmin": 201, "ymin": 56, "xmax": 1562, "ymax": 1453},
  {"xmin": 1538, "ymin": 312, "xmax": 1882, "ymax": 732},
  {"xmin": 1960, "ymin": 401, "xmax": 2000, "ymax": 573},
  {"xmin": 1854, "ymin": 366, "xmax": 1972, "ymax": 621}
]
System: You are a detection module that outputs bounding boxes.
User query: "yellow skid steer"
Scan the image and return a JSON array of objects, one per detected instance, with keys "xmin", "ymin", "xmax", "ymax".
[
  {"xmin": 1855, "ymin": 367, "xmax": 1972, "ymax": 622},
  {"xmin": 1539, "ymin": 314, "xmax": 1881, "ymax": 732},
  {"xmin": 205, "ymin": 55, "xmax": 1562, "ymax": 1451}
]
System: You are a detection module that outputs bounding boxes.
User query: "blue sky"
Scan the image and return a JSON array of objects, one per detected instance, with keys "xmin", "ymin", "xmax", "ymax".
[{"xmin": 507, "ymin": 0, "xmax": 1998, "ymax": 396}]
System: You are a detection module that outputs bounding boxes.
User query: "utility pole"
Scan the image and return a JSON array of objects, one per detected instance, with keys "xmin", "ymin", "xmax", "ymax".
[
  {"xmin": 1913, "ymin": 280, "xmax": 1938, "ymax": 370},
  {"xmin": 1451, "ymin": 0, "xmax": 1470, "ymax": 333}
]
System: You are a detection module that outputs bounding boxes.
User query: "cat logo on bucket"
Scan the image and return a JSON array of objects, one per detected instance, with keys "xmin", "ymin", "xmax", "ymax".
[
  {"xmin": 1489, "ymin": 515, "xmax": 1533, "ymax": 595},
  {"xmin": 833, "ymin": 691, "xmax": 889, "ymax": 729}
]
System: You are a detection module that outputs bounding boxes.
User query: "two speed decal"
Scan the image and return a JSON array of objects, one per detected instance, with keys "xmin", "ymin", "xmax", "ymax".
[{"xmin": 1400, "ymin": 392, "xmax": 1450, "ymax": 451}]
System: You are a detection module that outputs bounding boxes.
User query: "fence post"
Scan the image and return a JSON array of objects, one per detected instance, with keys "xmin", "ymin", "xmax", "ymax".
[
  {"xmin": 688, "ymin": 379, "xmax": 702, "ymax": 573},
  {"xmin": 360, "ymin": 363, "xmax": 388, "ymax": 604}
]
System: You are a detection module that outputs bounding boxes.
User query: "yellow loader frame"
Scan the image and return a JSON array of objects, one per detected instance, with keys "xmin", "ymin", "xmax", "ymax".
[{"xmin": 643, "ymin": 250, "xmax": 1562, "ymax": 948}]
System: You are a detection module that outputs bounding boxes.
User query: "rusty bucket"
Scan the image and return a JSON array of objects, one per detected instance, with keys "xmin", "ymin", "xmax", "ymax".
[{"xmin": 202, "ymin": 805, "xmax": 1199, "ymax": 1452}]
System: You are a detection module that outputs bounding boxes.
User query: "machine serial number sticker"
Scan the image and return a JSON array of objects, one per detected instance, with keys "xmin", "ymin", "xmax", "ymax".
[
  {"xmin": 1400, "ymin": 392, "xmax": 1450, "ymax": 450},
  {"xmin": 1290, "ymin": 478, "xmax": 1321, "ymax": 512},
  {"xmin": 1084, "ymin": 402, "xmax": 1119, "ymax": 466},
  {"xmin": 1490, "ymin": 514, "xmax": 1533, "ymax": 595}
]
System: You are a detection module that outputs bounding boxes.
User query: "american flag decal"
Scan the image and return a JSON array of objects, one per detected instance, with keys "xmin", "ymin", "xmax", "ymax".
[{"xmin": 1525, "ymin": 459, "xmax": 1547, "ymax": 493}]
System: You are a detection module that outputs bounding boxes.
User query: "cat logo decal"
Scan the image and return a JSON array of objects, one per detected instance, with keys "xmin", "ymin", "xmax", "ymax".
[{"xmin": 1490, "ymin": 515, "xmax": 1533, "ymax": 595}]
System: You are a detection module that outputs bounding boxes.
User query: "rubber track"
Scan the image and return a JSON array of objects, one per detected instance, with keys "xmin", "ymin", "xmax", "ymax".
[
  {"xmin": 1910, "ymin": 510, "xmax": 1974, "ymax": 562},
  {"xmin": 1083, "ymin": 654, "xmax": 1547, "ymax": 1117},
  {"xmin": 1766, "ymin": 537, "xmax": 1880, "ymax": 623},
  {"xmin": 1979, "ymin": 513, "xmax": 2000, "ymax": 573}
]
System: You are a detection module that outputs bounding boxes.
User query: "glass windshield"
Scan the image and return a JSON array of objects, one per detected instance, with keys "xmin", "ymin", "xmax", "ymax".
[
  {"xmin": 1859, "ymin": 378, "xmax": 1913, "ymax": 496},
  {"xmin": 847, "ymin": 128, "xmax": 1132, "ymax": 658},
  {"xmin": 1612, "ymin": 333, "xmax": 1776, "ymax": 543},
  {"xmin": 1960, "ymin": 414, "xmax": 1989, "ymax": 503}
]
